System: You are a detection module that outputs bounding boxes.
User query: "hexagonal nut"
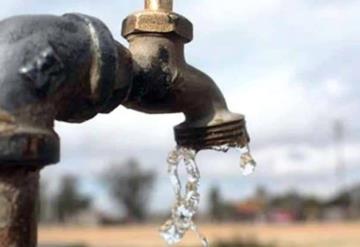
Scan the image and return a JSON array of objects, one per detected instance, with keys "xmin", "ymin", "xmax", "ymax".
[{"xmin": 122, "ymin": 11, "xmax": 193, "ymax": 42}]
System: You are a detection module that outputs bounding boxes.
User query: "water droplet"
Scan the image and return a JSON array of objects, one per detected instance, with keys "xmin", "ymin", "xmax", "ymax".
[
  {"xmin": 212, "ymin": 144, "xmax": 230, "ymax": 152},
  {"xmin": 212, "ymin": 144, "xmax": 257, "ymax": 176},
  {"xmin": 239, "ymin": 145, "xmax": 257, "ymax": 176}
]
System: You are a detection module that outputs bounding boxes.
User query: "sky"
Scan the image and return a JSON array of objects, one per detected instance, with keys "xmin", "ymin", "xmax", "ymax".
[{"xmin": 1, "ymin": 0, "xmax": 359, "ymax": 213}]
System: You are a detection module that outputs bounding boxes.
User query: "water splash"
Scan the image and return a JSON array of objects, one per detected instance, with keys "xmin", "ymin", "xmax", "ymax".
[
  {"xmin": 160, "ymin": 144, "xmax": 256, "ymax": 246},
  {"xmin": 160, "ymin": 147, "xmax": 208, "ymax": 246}
]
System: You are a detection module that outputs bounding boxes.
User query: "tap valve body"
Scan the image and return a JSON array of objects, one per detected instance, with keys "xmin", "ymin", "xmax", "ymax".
[{"xmin": 122, "ymin": 1, "xmax": 250, "ymax": 150}]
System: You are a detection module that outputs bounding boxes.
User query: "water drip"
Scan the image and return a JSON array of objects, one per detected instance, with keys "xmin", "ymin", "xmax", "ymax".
[{"xmin": 160, "ymin": 144, "xmax": 256, "ymax": 246}]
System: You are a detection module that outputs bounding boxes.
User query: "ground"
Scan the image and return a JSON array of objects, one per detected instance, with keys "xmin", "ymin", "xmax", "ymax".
[{"xmin": 39, "ymin": 222, "xmax": 360, "ymax": 247}]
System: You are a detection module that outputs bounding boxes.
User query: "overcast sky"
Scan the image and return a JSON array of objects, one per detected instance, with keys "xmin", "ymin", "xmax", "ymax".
[{"xmin": 1, "ymin": 0, "xmax": 359, "ymax": 212}]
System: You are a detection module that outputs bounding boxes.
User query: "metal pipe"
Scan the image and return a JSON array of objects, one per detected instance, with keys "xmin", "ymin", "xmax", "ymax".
[
  {"xmin": 0, "ymin": 13, "xmax": 132, "ymax": 246},
  {"xmin": 0, "ymin": 167, "xmax": 39, "ymax": 247},
  {"xmin": 145, "ymin": 0, "xmax": 173, "ymax": 11}
]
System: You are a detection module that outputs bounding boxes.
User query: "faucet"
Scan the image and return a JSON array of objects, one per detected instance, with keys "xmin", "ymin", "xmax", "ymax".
[
  {"xmin": 122, "ymin": 0, "xmax": 249, "ymax": 150},
  {"xmin": 0, "ymin": 0, "xmax": 250, "ymax": 246}
]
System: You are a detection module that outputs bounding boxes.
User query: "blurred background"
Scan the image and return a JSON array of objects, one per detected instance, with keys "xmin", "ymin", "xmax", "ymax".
[{"xmin": 2, "ymin": 0, "xmax": 360, "ymax": 246}]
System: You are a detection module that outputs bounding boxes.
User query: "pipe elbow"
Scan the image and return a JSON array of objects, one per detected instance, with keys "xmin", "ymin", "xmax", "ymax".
[{"xmin": 0, "ymin": 14, "xmax": 132, "ymax": 166}]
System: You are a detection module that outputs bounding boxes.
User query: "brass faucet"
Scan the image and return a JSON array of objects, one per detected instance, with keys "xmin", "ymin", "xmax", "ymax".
[
  {"xmin": 122, "ymin": 0, "xmax": 249, "ymax": 150},
  {"xmin": 0, "ymin": 0, "xmax": 250, "ymax": 245}
]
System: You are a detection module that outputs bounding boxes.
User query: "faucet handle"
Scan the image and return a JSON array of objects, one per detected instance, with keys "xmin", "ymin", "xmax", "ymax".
[{"xmin": 145, "ymin": 0, "xmax": 173, "ymax": 11}]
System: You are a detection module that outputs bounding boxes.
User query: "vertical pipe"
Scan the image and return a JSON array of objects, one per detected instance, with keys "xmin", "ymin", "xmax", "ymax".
[
  {"xmin": 0, "ymin": 167, "xmax": 40, "ymax": 247},
  {"xmin": 145, "ymin": 0, "xmax": 173, "ymax": 11}
]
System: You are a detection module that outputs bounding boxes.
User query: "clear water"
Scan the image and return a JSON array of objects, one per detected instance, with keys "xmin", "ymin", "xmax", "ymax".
[
  {"xmin": 160, "ymin": 147, "xmax": 206, "ymax": 246},
  {"xmin": 160, "ymin": 144, "xmax": 256, "ymax": 246},
  {"xmin": 213, "ymin": 144, "xmax": 257, "ymax": 176},
  {"xmin": 238, "ymin": 145, "xmax": 257, "ymax": 176}
]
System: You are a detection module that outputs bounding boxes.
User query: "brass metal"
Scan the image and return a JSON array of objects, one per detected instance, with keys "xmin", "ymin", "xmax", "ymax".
[
  {"xmin": 122, "ymin": 3, "xmax": 193, "ymax": 42},
  {"xmin": 0, "ymin": 109, "xmax": 16, "ymax": 133},
  {"xmin": 145, "ymin": 0, "xmax": 173, "ymax": 11}
]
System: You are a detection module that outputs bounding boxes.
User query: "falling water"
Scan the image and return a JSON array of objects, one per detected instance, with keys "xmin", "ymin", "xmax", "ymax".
[
  {"xmin": 160, "ymin": 147, "xmax": 207, "ymax": 246},
  {"xmin": 160, "ymin": 144, "xmax": 256, "ymax": 246}
]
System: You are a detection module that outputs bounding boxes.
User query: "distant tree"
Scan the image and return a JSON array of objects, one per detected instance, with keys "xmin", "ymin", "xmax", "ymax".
[
  {"xmin": 270, "ymin": 191, "xmax": 303, "ymax": 211},
  {"xmin": 53, "ymin": 175, "xmax": 92, "ymax": 223},
  {"xmin": 102, "ymin": 159, "xmax": 155, "ymax": 222},
  {"xmin": 302, "ymin": 196, "xmax": 323, "ymax": 221},
  {"xmin": 269, "ymin": 190, "xmax": 325, "ymax": 221},
  {"xmin": 327, "ymin": 191, "xmax": 351, "ymax": 208},
  {"xmin": 209, "ymin": 186, "xmax": 224, "ymax": 221}
]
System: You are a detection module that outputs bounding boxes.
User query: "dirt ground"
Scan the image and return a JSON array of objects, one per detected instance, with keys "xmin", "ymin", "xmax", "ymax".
[{"xmin": 39, "ymin": 222, "xmax": 360, "ymax": 247}]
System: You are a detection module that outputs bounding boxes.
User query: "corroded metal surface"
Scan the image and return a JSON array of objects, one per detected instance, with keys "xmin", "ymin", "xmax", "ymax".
[
  {"xmin": 0, "ymin": 11, "xmax": 133, "ymax": 247},
  {"xmin": 0, "ymin": 13, "xmax": 131, "ymax": 124},
  {"xmin": 0, "ymin": 13, "xmax": 133, "ymax": 167},
  {"xmin": 0, "ymin": 129, "xmax": 59, "ymax": 166},
  {"xmin": 0, "ymin": 167, "xmax": 39, "ymax": 247},
  {"xmin": 175, "ymin": 119, "xmax": 250, "ymax": 151}
]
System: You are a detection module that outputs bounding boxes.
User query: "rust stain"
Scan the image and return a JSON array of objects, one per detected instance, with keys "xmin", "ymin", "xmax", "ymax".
[
  {"xmin": 0, "ymin": 110, "xmax": 15, "ymax": 124},
  {"xmin": 0, "ymin": 168, "xmax": 40, "ymax": 247},
  {"xmin": 0, "ymin": 109, "xmax": 17, "ymax": 134}
]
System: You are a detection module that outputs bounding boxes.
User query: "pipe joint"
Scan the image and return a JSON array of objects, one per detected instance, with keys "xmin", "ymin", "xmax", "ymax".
[
  {"xmin": 0, "ymin": 14, "xmax": 132, "ymax": 167},
  {"xmin": 122, "ymin": 8, "xmax": 193, "ymax": 43}
]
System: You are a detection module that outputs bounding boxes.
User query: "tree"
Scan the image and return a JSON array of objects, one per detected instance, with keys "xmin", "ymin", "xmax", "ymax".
[
  {"xmin": 102, "ymin": 159, "xmax": 155, "ymax": 222},
  {"xmin": 53, "ymin": 175, "xmax": 92, "ymax": 223}
]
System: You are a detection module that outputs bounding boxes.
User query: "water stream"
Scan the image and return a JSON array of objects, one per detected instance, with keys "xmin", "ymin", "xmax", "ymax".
[{"xmin": 160, "ymin": 145, "xmax": 256, "ymax": 246}]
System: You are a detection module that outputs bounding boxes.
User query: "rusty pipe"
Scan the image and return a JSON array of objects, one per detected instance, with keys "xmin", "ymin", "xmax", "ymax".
[
  {"xmin": 0, "ymin": 167, "xmax": 39, "ymax": 247},
  {"xmin": 0, "ymin": 14, "xmax": 132, "ymax": 166},
  {"xmin": 0, "ymin": 13, "xmax": 132, "ymax": 246}
]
